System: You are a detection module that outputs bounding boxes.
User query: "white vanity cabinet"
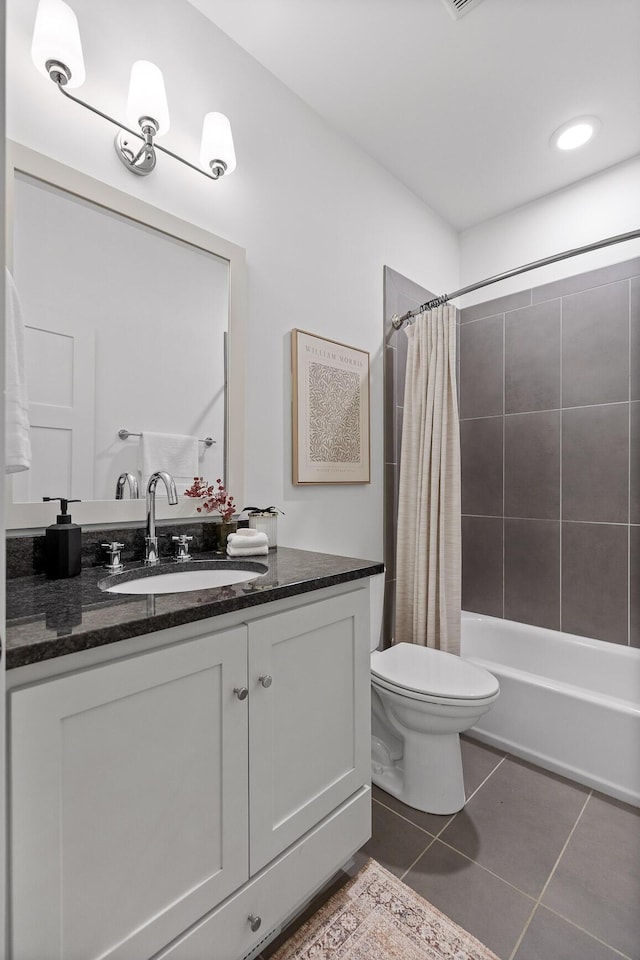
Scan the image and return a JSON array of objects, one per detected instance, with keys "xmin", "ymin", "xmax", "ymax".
[{"xmin": 9, "ymin": 584, "xmax": 371, "ymax": 960}]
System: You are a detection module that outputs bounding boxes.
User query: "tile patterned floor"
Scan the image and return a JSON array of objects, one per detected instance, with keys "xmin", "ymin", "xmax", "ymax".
[{"xmin": 264, "ymin": 737, "xmax": 640, "ymax": 960}]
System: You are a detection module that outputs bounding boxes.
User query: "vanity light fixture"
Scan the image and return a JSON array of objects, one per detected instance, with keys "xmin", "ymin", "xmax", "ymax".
[
  {"xmin": 31, "ymin": 0, "xmax": 236, "ymax": 180},
  {"xmin": 550, "ymin": 116, "xmax": 601, "ymax": 152}
]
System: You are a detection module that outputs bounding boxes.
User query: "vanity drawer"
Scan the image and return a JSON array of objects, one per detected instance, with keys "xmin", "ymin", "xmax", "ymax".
[{"xmin": 157, "ymin": 786, "xmax": 371, "ymax": 960}]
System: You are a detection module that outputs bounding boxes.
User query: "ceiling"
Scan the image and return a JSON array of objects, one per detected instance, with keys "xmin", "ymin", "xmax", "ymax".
[{"xmin": 187, "ymin": 0, "xmax": 640, "ymax": 231}]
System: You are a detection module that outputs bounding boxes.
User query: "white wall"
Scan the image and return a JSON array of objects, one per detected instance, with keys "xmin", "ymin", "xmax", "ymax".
[
  {"xmin": 459, "ymin": 157, "xmax": 640, "ymax": 306},
  {"xmin": 6, "ymin": 0, "xmax": 458, "ymax": 560}
]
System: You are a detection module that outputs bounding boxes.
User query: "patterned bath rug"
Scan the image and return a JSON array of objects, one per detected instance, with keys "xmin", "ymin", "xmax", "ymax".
[{"xmin": 269, "ymin": 858, "xmax": 499, "ymax": 960}]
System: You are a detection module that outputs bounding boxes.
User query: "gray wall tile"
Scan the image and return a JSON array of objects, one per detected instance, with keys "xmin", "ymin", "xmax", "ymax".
[
  {"xmin": 395, "ymin": 404, "xmax": 404, "ymax": 468},
  {"xmin": 461, "ymin": 417, "xmax": 503, "ymax": 516},
  {"xmin": 562, "ymin": 405, "xmax": 629, "ymax": 523},
  {"xmin": 562, "ymin": 282, "xmax": 630, "ymax": 407},
  {"xmin": 505, "ymin": 300, "xmax": 561, "ymax": 413},
  {"xmin": 631, "ymin": 402, "xmax": 640, "ymax": 524},
  {"xmin": 532, "ymin": 256, "xmax": 640, "ymax": 304},
  {"xmin": 505, "ymin": 411, "xmax": 560, "ymax": 519},
  {"xmin": 384, "ymin": 345, "xmax": 396, "ymax": 463},
  {"xmin": 630, "ymin": 526, "xmax": 640, "ymax": 648},
  {"xmin": 383, "ymin": 267, "xmax": 433, "ymax": 648},
  {"xmin": 561, "ymin": 523, "xmax": 628, "ymax": 645},
  {"xmin": 504, "ymin": 520, "xmax": 560, "ymax": 629},
  {"xmin": 459, "ymin": 315, "xmax": 504, "ymax": 419},
  {"xmin": 462, "ymin": 516, "xmax": 503, "ymax": 616},
  {"xmin": 459, "ymin": 289, "xmax": 531, "ymax": 324},
  {"xmin": 395, "ymin": 323, "xmax": 408, "ymax": 402},
  {"xmin": 631, "ymin": 277, "xmax": 640, "ymax": 401},
  {"xmin": 384, "ymin": 462, "xmax": 397, "ymax": 583}
]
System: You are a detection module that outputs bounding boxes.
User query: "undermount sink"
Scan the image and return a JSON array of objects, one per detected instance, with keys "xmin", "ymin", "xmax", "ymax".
[{"xmin": 100, "ymin": 560, "xmax": 268, "ymax": 595}]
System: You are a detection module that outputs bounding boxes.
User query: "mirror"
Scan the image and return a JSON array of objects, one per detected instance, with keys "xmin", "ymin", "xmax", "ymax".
[{"xmin": 5, "ymin": 142, "xmax": 246, "ymax": 531}]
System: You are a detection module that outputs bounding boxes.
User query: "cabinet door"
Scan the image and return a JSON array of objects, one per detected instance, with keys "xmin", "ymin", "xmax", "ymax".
[
  {"xmin": 248, "ymin": 588, "xmax": 370, "ymax": 873},
  {"xmin": 10, "ymin": 626, "xmax": 249, "ymax": 960}
]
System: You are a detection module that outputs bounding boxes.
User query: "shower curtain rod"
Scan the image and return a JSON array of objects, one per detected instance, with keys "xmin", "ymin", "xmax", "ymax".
[{"xmin": 391, "ymin": 228, "xmax": 640, "ymax": 329}]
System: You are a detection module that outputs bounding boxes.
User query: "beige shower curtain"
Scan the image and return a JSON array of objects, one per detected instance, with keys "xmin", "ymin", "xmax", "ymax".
[{"xmin": 395, "ymin": 305, "xmax": 461, "ymax": 654}]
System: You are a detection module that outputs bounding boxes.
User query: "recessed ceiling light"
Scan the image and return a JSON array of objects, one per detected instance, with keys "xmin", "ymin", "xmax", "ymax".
[{"xmin": 551, "ymin": 116, "xmax": 601, "ymax": 151}]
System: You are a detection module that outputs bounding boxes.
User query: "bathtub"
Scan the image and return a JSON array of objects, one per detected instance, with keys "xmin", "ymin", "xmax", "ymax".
[{"xmin": 461, "ymin": 612, "xmax": 640, "ymax": 807}]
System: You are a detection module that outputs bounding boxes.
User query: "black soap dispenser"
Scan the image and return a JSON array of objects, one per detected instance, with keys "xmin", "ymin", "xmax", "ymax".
[{"xmin": 43, "ymin": 497, "xmax": 82, "ymax": 579}]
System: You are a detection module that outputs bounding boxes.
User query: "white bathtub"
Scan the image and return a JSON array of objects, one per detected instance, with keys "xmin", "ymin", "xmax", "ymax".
[{"xmin": 461, "ymin": 611, "xmax": 640, "ymax": 807}]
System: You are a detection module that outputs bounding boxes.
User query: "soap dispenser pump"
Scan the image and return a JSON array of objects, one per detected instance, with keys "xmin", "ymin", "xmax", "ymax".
[{"xmin": 43, "ymin": 497, "xmax": 82, "ymax": 579}]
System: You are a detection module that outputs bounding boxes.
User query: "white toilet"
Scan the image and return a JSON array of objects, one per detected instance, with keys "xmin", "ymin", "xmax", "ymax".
[{"xmin": 369, "ymin": 574, "xmax": 499, "ymax": 815}]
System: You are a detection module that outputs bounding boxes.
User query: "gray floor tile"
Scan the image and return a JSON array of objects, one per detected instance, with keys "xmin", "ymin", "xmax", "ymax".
[
  {"xmin": 352, "ymin": 798, "xmax": 434, "ymax": 877},
  {"xmin": 542, "ymin": 794, "xmax": 640, "ymax": 959},
  {"xmin": 372, "ymin": 784, "xmax": 452, "ymax": 837},
  {"xmin": 460, "ymin": 735, "xmax": 505, "ymax": 796},
  {"xmin": 514, "ymin": 905, "xmax": 625, "ymax": 960},
  {"xmin": 440, "ymin": 757, "xmax": 588, "ymax": 897},
  {"xmin": 404, "ymin": 839, "xmax": 534, "ymax": 959}
]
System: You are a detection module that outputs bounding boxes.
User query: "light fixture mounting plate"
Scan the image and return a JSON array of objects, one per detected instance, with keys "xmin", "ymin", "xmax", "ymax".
[{"xmin": 114, "ymin": 130, "xmax": 156, "ymax": 176}]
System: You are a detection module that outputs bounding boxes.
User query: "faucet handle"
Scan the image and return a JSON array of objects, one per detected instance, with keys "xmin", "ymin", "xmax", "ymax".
[
  {"xmin": 172, "ymin": 534, "xmax": 193, "ymax": 562},
  {"xmin": 102, "ymin": 541, "xmax": 125, "ymax": 573}
]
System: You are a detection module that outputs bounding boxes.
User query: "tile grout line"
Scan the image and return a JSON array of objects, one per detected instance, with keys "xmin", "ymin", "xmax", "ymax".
[
  {"xmin": 540, "ymin": 904, "xmax": 635, "ymax": 960},
  {"xmin": 507, "ymin": 789, "xmax": 592, "ymax": 960},
  {"xmin": 371, "ymin": 796, "xmax": 446, "ymax": 841},
  {"xmin": 463, "ymin": 754, "xmax": 507, "ymax": 806},
  {"xmin": 399, "ymin": 835, "xmax": 439, "ymax": 883}
]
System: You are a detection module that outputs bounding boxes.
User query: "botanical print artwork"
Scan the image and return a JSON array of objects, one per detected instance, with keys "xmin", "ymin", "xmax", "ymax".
[
  {"xmin": 271, "ymin": 859, "xmax": 499, "ymax": 960},
  {"xmin": 308, "ymin": 362, "xmax": 361, "ymax": 463},
  {"xmin": 292, "ymin": 330, "xmax": 370, "ymax": 484}
]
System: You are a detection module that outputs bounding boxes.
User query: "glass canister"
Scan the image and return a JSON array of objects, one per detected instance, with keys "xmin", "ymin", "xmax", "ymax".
[{"xmin": 243, "ymin": 507, "xmax": 282, "ymax": 549}]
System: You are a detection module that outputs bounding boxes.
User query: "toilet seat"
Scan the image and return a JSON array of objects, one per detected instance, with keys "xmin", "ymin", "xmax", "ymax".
[{"xmin": 371, "ymin": 642, "xmax": 499, "ymax": 704}]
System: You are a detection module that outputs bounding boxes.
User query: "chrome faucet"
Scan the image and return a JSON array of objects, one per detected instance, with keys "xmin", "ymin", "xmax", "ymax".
[
  {"xmin": 145, "ymin": 471, "xmax": 178, "ymax": 565},
  {"xmin": 115, "ymin": 472, "xmax": 140, "ymax": 499}
]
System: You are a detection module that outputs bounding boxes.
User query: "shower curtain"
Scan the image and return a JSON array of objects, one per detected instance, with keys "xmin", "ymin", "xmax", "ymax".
[{"xmin": 395, "ymin": 305, "xmax": 461, "ymax": 654}]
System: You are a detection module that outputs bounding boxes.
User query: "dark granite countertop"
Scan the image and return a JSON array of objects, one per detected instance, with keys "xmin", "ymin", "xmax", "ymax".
[{"xmin": 5, "ymin": 547, "xmax": 383, "ymax": 669}]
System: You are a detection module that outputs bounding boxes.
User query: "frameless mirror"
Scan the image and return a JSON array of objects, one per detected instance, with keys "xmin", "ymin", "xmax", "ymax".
[{"xmin": 5, "ymin": 142, "xmax": 246, "ymax": 531}]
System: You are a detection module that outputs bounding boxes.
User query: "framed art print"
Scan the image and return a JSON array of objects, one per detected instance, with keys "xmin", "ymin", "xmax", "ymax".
[{"xmin": 292, "ymin": 329, "xmax": 370, "ymax": 484}]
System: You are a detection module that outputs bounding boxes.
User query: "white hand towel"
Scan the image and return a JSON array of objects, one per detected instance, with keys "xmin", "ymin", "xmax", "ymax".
[
  {"xmin": 5, "ymin": 268, "xmax": 32, "ymax": 473},
  {"xmin": 227, "ymin": 542, "xmax": 269, "ymax": 557},
  {"xmin": 138, "ymin": 432, "xmax": 199, "ymax": 495},
  {"xmin": 228, "ymin": 530, "xmax": 268, "ymax": 547}
]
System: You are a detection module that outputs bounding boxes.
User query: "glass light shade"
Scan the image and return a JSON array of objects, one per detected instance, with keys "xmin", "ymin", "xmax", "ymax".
[
  {"xmin": 126, "ymin": 61, "xmax": 170, "ymax": 136},
  {"xmin": 31, "ymin": 0, "xmax": 86, "ymax": 88},
  {"xmin": 200, "ymin": 112, "xmax": 236, "ymax": 175}
]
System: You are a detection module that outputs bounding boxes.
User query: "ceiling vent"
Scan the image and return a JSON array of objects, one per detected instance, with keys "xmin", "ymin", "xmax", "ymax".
[{"xmin": 441, "ymin": 0, "xmax": 486, "ymax": 20}]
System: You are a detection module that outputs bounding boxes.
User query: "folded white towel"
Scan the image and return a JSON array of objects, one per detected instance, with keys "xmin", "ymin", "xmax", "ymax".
[
  {"xmin": 228, "ymin": 530, "xmax": 268, "ymax": 546},
  {"xmin": 5, "ymin": 268, "xmax": 32, "ymax": 474},
  {"xmin": 138, "ymin": 432, "xmax": 199, "ymax": 495},
  {"xmin": 227, "ymin": 542, "xmax": 269, "ymax": 557}
]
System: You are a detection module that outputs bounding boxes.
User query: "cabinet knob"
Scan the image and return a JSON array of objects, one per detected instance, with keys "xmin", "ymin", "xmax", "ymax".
[
  {"xmin": 248, "ymin": 914, "xmax": 262, "ymax": 932},
  {"xmin": 258, "ymin": 674, "xmax": 273, "ymax": 688},
  {"xmin": 233, "ymin": 686, "xmax": 249, "ymax": 701}
]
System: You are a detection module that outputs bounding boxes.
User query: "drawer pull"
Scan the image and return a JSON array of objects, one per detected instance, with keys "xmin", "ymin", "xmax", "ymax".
[
  {"xmin": 258, "ymin": 674, "xmax": 273, "ymax": 688},
  {"xmin": 248, "ymin": 913, "xmax": 262, "ymax": 932},
  {"xmin": 234, "ymin": 686, "xmax": 249, "ymax": 701}
]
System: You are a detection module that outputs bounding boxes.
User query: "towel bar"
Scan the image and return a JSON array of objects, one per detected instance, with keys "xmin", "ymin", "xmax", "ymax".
[{"xmin": 118, "ymin": 429, "xmax": 215, "ymax": 447}]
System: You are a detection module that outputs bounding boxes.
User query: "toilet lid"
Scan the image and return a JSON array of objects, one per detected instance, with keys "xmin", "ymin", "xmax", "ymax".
[{"xmin": 371, "ymin": 642, "xmax": 499, "ymax": 700}]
